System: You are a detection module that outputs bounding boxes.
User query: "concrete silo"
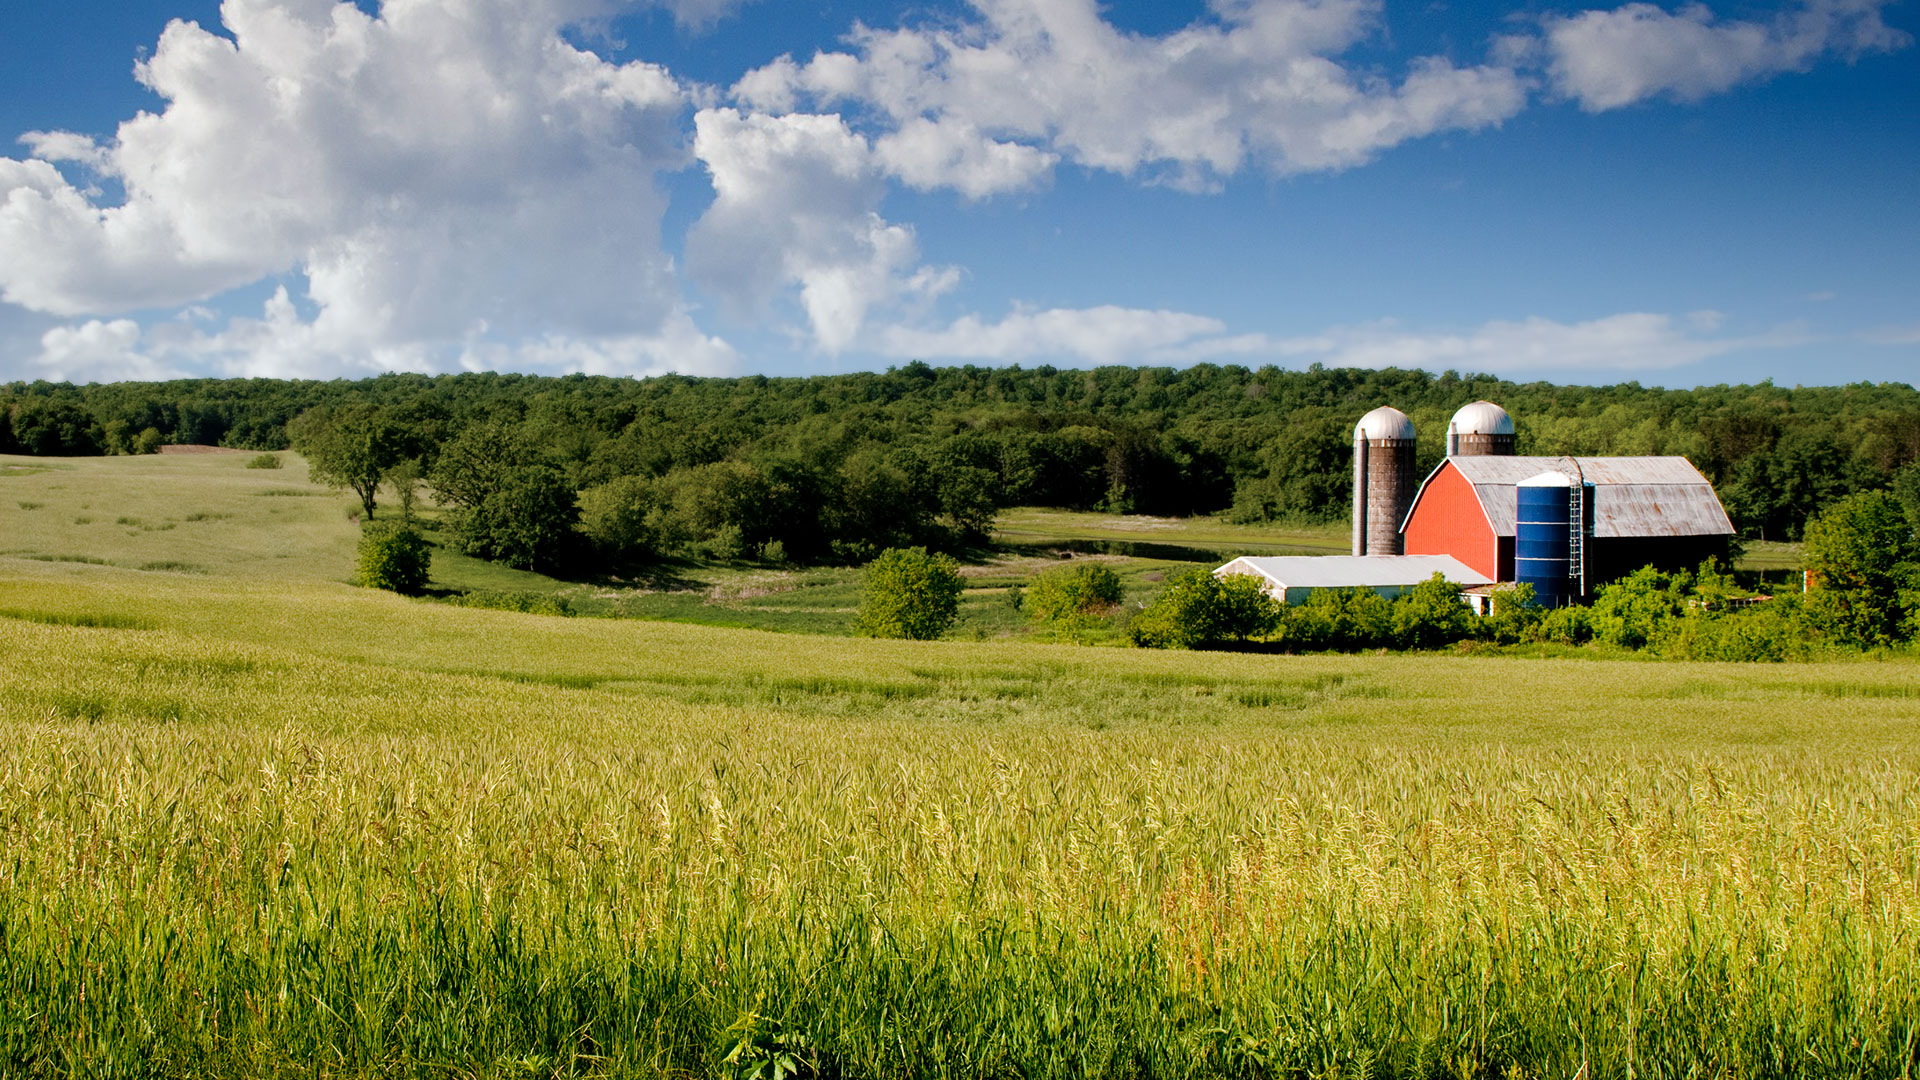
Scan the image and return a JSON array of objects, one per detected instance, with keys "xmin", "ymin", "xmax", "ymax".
[
  {"xmin": 1446, "ymin": 400, "xmax": 1515, "ymax": 457},
  {"xmin": 1352, "ymin": 406, "xmax": 1417, "ymax": 557}
]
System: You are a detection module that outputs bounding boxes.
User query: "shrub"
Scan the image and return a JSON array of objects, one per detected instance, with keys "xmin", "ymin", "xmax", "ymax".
[
  {"xmin": 1532, "ymin": 604, "xmax": 1593, "ymax": 646},
  {"xmin": 448, "ymin": 590, "xmax": 571, "ymax": 616},
  {"xmin": 1657, "ymin": 596, "xmax": 1810, "ymax": 662},
  {"xmin": 1025, "ymin": 562, "xmax": 1124, "ymax": 623},
  {"xmin": 246, "ymin": 453, "xmax": 283, "ymax": 470},
  {"xmin": 132, "ymin": 427, "xmax": 163, "ymax": 455},
  {"xmin": 1478, "ymin": 582, "xmax": 1541, "ymax": 645},
  {"xmin": 1588, "ymin": 567, "xmax": 1688, "ymax": 649},
  {"xmin": 1389, "ymin": 573, "xmax": 1475, "ymax": 649},
  {"xmin": 1284, "ymin": 587, "xmax": 1393, "ymax": 651},
  {"xmin": 357, "ymin": 523, "xmax": 431, "ymax": 594},
  {"xmin": 857, "ymin": 547, "xmax": 964, "ymax": 640},
  {"xmin": 1129, "ymin": 569, "xmax": 1280, "ymax": 649}
]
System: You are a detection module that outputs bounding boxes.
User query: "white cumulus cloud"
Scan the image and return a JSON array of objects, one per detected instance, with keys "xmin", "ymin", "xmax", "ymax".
[
  {"xmin": 877, "ymin": 305, "xmax": 1229, "ymax": 365},
  {"xmin": 1236, "ymin": 311, "xmax": 1807, "ymax": 372},
  {"xmin": 870, "ymin": 306, "xmax": 1805, "ymax": 373},
  {"xmin": 34, "ymin": 318, "xmax": 192, "ymax": 384},
  {"xmin": 686, "ymin": 108, "xmax": 959, "ymax": 354},
  {"xmin": 0, "ymin": 0, "xmax": 734, "ymax": 378},
  {"xmin": 732, "ymin": 0, "xmax": 1530, "ymax": 192},
  {"xmin": 1544, "ymin": 0, "xmax": 1909, "ymax": 110}
]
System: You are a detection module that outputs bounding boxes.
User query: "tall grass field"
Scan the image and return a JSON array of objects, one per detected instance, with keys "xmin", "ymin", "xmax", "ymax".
[{"xmin": 1, "ymin": 453, "xmax": 1915, "ymax": 1078}]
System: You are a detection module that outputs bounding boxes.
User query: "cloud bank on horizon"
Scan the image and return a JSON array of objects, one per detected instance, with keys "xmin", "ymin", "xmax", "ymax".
[{"xmin": 0, "ymin": 0, "xmax": 1910, "ymax": 384}]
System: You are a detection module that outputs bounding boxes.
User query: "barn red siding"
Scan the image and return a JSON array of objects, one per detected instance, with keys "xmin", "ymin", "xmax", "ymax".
[{"xmin": 1402, "ymin": 462, "xmax": 1500, "ymax": 582}]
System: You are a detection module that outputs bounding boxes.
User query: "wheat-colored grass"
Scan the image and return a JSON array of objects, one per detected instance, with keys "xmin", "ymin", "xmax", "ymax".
[{"xmin": 0, "ymin": 456, "xmax": 1911, "ymax": 1077}]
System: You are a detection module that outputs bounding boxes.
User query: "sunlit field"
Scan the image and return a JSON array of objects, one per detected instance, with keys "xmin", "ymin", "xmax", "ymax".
[{"xmin": 2, "ymin": 453, "xmax": 1912, "ymax": 1078}]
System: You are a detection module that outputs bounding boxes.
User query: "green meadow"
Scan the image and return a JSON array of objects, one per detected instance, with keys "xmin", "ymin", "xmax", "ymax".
[{"xmin": 1, "ymin": 453, "xmax": 1915, "ymax": 1078}]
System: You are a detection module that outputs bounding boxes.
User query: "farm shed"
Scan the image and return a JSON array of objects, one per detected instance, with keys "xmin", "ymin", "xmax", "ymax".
[
  {"xmin": 1215, "ymin": 555, "xmax": 1493, "ymax": 606},
  {"xmin": 1400, "ymin": 456, "xmax": 1735, "ymax": 590}
]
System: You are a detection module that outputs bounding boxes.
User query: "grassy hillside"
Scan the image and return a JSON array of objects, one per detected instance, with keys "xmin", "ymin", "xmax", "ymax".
[{"xmin": 0, "ymin": 455, "xmax": 1915, "ymax": 1077}]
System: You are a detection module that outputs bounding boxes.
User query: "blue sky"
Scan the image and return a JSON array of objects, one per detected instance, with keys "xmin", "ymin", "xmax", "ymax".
[{"xmin": 0, "ymin": 0, "xmax": 1914, "ymax": 387}]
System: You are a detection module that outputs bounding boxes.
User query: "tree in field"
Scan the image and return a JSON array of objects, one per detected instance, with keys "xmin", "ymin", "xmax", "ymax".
[
  {"xmin": 1025, "ymin": 562, "xmax": 1124, "ymax": 624},
  {"xmin": 1128, "ymin": 569, "xmax": 1281, "ymax": 649},
  {"xmin": 288, "ymin": 404, "xmax": 408, "ymax": 519},
  {"xmin": 1285, "ymin": 586, "xmax": 1392, "ymax": 651},
  {"xmin": 1801, "ymin": 491, "xmax": 1918, "ymax": 647},
  {"xmin": 357, "ymin": 522, "xmax": 432, "ymax": 594},
  {"xmin": 1390, "ymin": 573, "xmax": 1474, "ymax": 649},
  {"xmin": 578, "ymin": 474, "xmax": 663, "ymax": 562},
  {"xmin": 1587, "ymin": 567, "xmax": 1688, "ymax": 650},
  {"xmin": 857, "ymin": 547, "xmax": 965, "ymax": 640},
  {"xmin": 431, "ymin": 419, "xmax": 580, "ymax": 571}
]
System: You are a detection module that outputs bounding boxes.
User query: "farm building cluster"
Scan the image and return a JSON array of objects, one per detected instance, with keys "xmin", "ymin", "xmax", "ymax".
[{"xmin": 1218, "ymin": 401, "xmax": 1736, "ymax": 610}]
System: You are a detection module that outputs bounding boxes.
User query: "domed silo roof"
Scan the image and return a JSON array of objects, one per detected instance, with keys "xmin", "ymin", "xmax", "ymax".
[
  {"xmin": 1518, "ymin": 470, "xmax": 1573, "ymax": 487},
  {"xmin": 1354, "ymin": 406, "xmax": 1415, "ymax": 442},
  {"xmin": 1448, "ymin": 401, "xmax": 1514, "ymax": 437}
]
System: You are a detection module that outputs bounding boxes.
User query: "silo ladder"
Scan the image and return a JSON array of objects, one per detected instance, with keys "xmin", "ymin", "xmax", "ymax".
[{"xmin": 1568, "ymin": 483, "xmax": 1585, "ymax": 595}]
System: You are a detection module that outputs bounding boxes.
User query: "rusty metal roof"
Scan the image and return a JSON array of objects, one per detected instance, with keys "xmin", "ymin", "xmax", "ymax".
[{"xmin": 1411, "ymin": 456, "xmax": 1734, "ymax": 538}]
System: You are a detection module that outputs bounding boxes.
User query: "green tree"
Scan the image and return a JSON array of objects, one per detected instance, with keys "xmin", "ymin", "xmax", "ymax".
[
  {"xmin": 1128, "ymin": 569, "xmax": 1281, "ymax": 649},
  {"xmin": 578, "ymin": 475, "xmax": 662, "ymax": 561},
  {"xmin": 1589, "ymin": 567, "xmax": 1687, "ymax": 649},
  {"xmin": 1286, "ymin": 587, "xmax": 1393, "ymax": 651},
  {"xmin": 1390, "ymin": 573, "xmax": 1474, "ymax": 649},
  {"xmin": 1228, "ymin": 413, "xmax": 1351, "ymax": 524},
  {"xmin": 289, "ymin": 404, "xmax": 408, "ymax": 519},
  {"xmin": 1479, "ymin": 582, "xmax": 1540, "ymax": 645},
  {"xmin": 1025, "ymin": 562, "xmax": 1124, "ymax": 623},
  {"xmin": 431, "ymin": 420, "xmax": 580, "ymax": 571},
  {"xmin": 357, "ymin": 522, "xmax": 432, "ymax": 594},
  {"xmin": 1802, "ymin": 491, "xmax": 1918, "ymax": 647},
  {"xmin": 1892, "ymin": 462, "xmax": 1920, "ymax": 532},
  {"xmin": 857, "ymin": 547, "xmax": 965, "ymax": 640},
  {"xmin": 6, "ymin": 399, "xmax": 101, "ymax": 456}
]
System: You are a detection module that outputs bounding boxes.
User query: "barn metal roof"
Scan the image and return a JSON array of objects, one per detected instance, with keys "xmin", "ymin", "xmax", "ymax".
[
  {"xmin": 1408, "ymin": 456, "xmax": 1734, "ymax": 539},
  {"xmin": 1218, "ymin": 555, "xmax": 1494, "ymax": 589}
]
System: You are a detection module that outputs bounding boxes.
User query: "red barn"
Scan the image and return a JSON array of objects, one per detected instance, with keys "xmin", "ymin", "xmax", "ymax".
[{"xmin": 1401, "ymin": 456, "xmax": 1735, "ymax": 588}]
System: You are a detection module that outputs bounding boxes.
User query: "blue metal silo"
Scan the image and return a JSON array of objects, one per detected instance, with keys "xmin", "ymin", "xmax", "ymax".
[{"xmin": 1516, "ymin": 472, "xmax": 1574, "ymax": 608}]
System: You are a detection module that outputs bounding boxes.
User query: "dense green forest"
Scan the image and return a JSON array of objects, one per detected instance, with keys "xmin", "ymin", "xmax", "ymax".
[{"xmin": 6, "ymin": 365, "xmax": 1920, "ymax": 570}]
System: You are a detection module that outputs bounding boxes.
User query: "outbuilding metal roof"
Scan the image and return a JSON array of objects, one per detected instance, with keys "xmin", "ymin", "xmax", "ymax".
[
  {"xmin": 1218, "ymin": 555, "xmax": 1493, "ymax": 589},
  {"xmin": 1410, "ymin": 456, "xmax": 1734, "ymax": 538}
]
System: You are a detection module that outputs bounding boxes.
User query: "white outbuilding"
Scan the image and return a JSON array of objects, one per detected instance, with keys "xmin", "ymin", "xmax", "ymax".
[{"xmin": 1215, "ymin": 554, "xmax": 1493, "ymax": 606}]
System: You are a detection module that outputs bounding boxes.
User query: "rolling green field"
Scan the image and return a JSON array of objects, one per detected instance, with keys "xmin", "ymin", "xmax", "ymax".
[{"xmin": 1, "ymin": 453, "xmax": 1911, "ymax": 1079}]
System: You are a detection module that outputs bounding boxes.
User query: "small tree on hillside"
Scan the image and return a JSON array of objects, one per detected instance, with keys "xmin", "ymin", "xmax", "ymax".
[
  {"xmin": 857, "ymin": 547, "xmax": 964, "ymax": 640},
  {"xmin": 579, "ymin": 474, "xmax": 664, "ymax": 562},
  {"xmin": 1025, "ymin": 562, "xmax": 1125, "ymax": 624},
  {"xmin": 290, "ymin": 404, "xmax": 408, "ymax": 519},
  {"xmin": 1802, "ymin": 491, "xmax": 1919, "ymax": 647},
  {"xmin": 1128, "ymin": 569, "xmax": 1281, "ymax": 649},
  {"xmin": 357, "ymin": 522, "xmax": 432, "ymax": 594}
]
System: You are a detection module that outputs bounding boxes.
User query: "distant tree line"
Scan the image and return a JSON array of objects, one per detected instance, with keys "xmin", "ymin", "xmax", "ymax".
[{"xmin": 6, "ymin": 366, "xmax": 1920, "ymax": 569}]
